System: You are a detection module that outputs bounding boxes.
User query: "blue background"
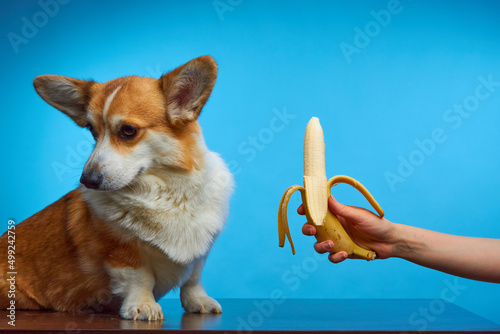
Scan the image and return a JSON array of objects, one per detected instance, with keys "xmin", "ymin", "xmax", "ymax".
[{"xmin": 1, "ymin": 0, "xmax": 500, "ymax": 326}]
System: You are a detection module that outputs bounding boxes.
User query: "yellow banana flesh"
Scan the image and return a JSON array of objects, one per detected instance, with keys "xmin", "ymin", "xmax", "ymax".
[
  {"xmin": 278, "ymin": 117, "xmax": 385, "ymax": 260},
  {"xmin": 303, "ymin": 117, "xmax": 328, "ymax": 226}
]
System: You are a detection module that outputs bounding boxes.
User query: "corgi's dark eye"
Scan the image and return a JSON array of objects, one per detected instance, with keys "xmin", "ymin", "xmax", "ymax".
[
  {"xmin": 87, "ymin": 124, "xmax": 98, "ymax": 139},
  {"xmin": 120, "ymin": 124, "xmax": 137, "ymax": 139}
]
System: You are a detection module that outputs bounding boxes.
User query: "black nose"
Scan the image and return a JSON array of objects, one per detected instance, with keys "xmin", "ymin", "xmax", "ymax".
[{"xmin": 80, "ymin": 170, "xmax": 103, "ymax": 189}]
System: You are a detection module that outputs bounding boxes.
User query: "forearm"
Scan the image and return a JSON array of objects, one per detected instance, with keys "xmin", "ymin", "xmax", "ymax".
[{"xmin": 392, "ymin": 223, "xmax": 500, "ymax": 283}]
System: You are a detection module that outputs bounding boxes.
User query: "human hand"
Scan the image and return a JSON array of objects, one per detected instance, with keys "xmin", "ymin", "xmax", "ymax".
[{"xmin": 298, "ymin": 196, "xmax": 398, "ymax": 263}]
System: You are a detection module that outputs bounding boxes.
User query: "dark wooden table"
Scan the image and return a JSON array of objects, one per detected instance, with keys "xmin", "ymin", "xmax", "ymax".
[{"xmin": 0, "ymin": 299, "xmax": 498, "ymax": 333}]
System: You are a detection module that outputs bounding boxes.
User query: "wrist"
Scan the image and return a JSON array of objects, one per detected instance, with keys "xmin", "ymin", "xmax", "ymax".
[{"xmin": 391, "ymin": 223, "xmax": 424, "ymax": 259}]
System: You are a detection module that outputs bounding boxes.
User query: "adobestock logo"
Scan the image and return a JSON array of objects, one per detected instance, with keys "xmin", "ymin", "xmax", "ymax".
[
  {"xmin": 7, "ymin": 0, "xmax": 71, "ymax": 54},
  {"xmin": 236, "ymin": 107, "xmax": 295, "ymax": 163},
  {"xmin": 385, "ymin": 74, "xmax": 500, "ymax": 192},
  {"xmin": 51, "ymin": 128, "xmax": 94, "ymax": 182},
  {"xmin": 213, "ymin": 0, "xmax": 243, "ymax": 21},
  {"xmin": 235, "ymin": 252, "xmax": 327, "ymax": 333},
  {"xmin": 403, "ymin": 278, "xmax": 467, "ymax": 332},
  {"xmin": 339, "ymin": 0, "xmax": 407, "ymax": 64}
]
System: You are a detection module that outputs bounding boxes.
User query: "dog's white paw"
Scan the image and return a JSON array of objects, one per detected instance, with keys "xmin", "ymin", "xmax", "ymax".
[
  {"xmin": 120, "ymin": 301, "xmax": 164, "ymax": 321},
  {"xmin": 182, "ymin": 296, "xmax": 222, "ymax": 314}
]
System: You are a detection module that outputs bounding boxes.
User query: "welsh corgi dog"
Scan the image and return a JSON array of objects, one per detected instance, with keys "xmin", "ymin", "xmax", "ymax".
[{"xmin": 0, "ymin": 56, "xmax": 233, "ymax": 321}]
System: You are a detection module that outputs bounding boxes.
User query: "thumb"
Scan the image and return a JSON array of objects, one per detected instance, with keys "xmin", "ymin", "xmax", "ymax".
[{"xmin": 327, "ymin": 196, "xmax": 361, "ymax": 221}]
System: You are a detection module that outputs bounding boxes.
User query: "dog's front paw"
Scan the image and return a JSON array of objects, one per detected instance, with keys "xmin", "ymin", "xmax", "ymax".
[
  {"xmin": 120, "ymin": 301, "xmax": 164, "ymax": 321},
  {"xmin": 182, "ymin": 296, "xmax": 222, "ymax": 314}
]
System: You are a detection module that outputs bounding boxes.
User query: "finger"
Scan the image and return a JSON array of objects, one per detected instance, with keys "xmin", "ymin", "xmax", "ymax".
[
  {"xmin": 328, "ymin": 251, "xmax": 349, "ymax": 264},
  {"xmin": 313, "ymin": 240, "xmax": 334, "ymax": 254},
  {"xmin": 297, "ymin": 204, "xmax": 305, "ymax": 215},
  {"xmin": 328, "ymin": 195, "xmax": 379, "ymax": 220},
  {"xmin": 328, "ymin": 196, "xmax": 363, "ymax": 222},
  {"xmin": 302, "ymin": 223, "xmax": 316, "ymax": 236}
]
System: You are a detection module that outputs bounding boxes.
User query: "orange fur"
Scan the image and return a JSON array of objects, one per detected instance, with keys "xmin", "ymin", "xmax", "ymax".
[
  {"xmin": 0, "ymin": 190, "xmax": 140, "ymax": 312},
  {"xmin": 86, "ymin": 76, "xmax": 203, "ymax": 171}
]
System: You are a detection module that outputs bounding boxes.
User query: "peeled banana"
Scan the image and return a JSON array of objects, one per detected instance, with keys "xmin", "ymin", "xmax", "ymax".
[{"xmin": 278, "ymin": 117, "xmax": 385, "ymax": 260}]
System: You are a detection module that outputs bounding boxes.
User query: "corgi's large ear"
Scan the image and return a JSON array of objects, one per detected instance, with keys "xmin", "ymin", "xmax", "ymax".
[
  {"xmin": 33, "ymin": 75, "xmax": 95, "ymax": 127},
  {"xmin": 159, "ymin": 56, "xmax": 217, "ymax": 126}
]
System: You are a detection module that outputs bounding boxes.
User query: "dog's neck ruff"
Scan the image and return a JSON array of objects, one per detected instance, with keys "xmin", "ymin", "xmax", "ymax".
[{"xmin": 80, "ymin": 148, "xmax": 233, "ymax": 264}]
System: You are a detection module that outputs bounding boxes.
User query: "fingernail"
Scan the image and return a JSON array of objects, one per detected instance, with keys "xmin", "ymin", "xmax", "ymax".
[
  {"xmin": 342, "ymin": 253, "xmax": 348, "ymax": 260},
  {"xmin": 326, "ymin": 241, "xmax": 334, "ymax": 249}
]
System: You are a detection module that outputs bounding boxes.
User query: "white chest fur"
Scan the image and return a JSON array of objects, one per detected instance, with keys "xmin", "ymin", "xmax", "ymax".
[{"xmin": 81, "ymin": 151, "xmax": 233, "ymax": 265}]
